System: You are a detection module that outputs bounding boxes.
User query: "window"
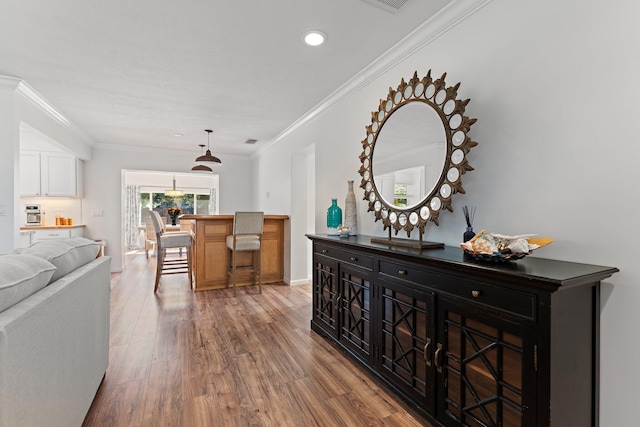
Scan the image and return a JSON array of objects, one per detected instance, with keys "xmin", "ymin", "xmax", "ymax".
[
  {"xmin": 139, "ymin": 192, "xmax": 214, "ymax": 226},
  {"xmin": 126, "ymin": 170, "xmax": 221, "ymax": 228}
]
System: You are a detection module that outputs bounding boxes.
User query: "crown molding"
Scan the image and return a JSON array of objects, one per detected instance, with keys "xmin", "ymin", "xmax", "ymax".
[
  {"xmin": 15, "ymin": 81, "xmax": 72, "ymax": 128},
  {"xmin": 0, "ymin": 76, "xmax": 96, "ymax": 148},
  {"xmin": 0, "ymin": 75, "xmax": 21, "ymax": 90},
  {"xmin": 252, "ymin": 0, "xmax": 494, "ymax": 158}
]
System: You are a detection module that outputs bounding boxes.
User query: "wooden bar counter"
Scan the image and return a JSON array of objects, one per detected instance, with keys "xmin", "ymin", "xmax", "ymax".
[{"xmin": 180, "ymin": 214, "xmax": 288, "ymax": 291}]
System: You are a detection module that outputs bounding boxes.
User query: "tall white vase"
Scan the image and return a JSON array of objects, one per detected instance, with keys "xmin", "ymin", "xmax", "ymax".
[{"xmin": 344, "ymin": 180, "xmax": 357, "ymax": 235}]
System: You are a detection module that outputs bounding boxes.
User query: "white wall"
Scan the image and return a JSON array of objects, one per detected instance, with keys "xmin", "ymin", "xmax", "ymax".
[
  {"xmin": 83, "ymin": 146, "xmax": 254, "ymax": 272},
  {"xmin": 0, "ymin": 79, "xmax": 20, "ymax": 253},
  {"xmin": 255, "ymin": 0, "xmax": 639, "ymax": 424},
  {"xmin": 289, "ymin": 146, "xmax": 316, "ymax": 285}
]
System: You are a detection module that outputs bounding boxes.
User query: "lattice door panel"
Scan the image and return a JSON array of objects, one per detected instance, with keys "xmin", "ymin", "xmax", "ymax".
[
  {"xmin": 440, "ymin": 304, "xmax": 528, "ymax": 427},
  {"xmin": 379, "ymin": 280, "xmax": 435, "ymax": 411},
  {"xmin": 339, "ymin": 268, "xmax": 371, "ymax": 358},
  {"xmin": 313, "ymin": 260, "xmax": 338, "ymax": 336}
]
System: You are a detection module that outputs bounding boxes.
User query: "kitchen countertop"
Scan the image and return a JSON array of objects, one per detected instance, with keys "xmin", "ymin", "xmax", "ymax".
[{"xmin": 20, "ymin": 225, "xmax": 86, "ymax": 230}]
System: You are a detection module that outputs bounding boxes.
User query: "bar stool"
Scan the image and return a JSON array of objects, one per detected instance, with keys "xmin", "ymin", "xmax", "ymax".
[
  {"xmin": 149, "ymin": 211, "xmax": 193, "ymax": 292},
  {"xmin": 226, "ymin": 212, "xmax": 264, "ymax": 296}
]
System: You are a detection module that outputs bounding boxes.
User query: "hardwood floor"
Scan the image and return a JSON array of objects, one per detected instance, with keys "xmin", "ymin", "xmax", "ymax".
[{"xmin": 83, "ymin": 252, "xmax": 431, "ymax": 427}]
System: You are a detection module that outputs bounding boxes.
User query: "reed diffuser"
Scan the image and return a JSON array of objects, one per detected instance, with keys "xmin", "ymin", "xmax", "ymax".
[{"xmin": 462, "ymin": 205, "xmax": 476, "ymax": 242}]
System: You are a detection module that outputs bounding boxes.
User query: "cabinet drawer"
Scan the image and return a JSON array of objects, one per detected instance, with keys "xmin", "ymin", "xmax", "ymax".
[
  {"xmin": 435, "ymin": 275, "xmax": 536, "ymax": 321},
  {"xmin": 379, "ymin": 260, "xmax": 431, "ymax": 284},
  {"xmin": 315, "ymin": 243, "xmax": 373, "ymax": 270},
  {"xmin": 379, "ymin": 259, "xmax": 536, "ymax": 320},
  {"xmin": 33, "ymin": 229, "xmax": 72, "ymax": 241}
]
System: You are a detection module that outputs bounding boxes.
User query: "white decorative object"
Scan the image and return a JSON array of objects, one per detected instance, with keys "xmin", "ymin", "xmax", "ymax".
[{"xmin": 344, "ymin": 180, "xmax": 357, "ymax": 235}]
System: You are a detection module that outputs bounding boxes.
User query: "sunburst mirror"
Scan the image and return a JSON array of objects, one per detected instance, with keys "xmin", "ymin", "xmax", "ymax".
[{"xmin": 358, "ymin": 69, "xmax": 478, "ymax": 248}]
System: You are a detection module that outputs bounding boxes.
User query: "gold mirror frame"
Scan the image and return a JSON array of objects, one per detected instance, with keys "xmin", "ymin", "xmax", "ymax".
[{"xmin": 358, "ymin": 69, "xmax": 477, "ymax": 246}]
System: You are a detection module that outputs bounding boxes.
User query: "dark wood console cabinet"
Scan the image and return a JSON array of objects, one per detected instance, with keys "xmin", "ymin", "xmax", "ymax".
[{"xmin": 307, "ymin": 234, "xmax": 618, "ymax": 427}]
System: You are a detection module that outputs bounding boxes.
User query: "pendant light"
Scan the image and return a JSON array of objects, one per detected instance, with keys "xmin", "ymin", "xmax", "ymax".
[
  {"xmin": 165, "ymin": 174, "xmax": 184, "ymax": 197},
  {"xmin": 191, "ymin": 144, "xmax": 213, "ymax": 172},
  {"xmin": 194, "ymin": 129, "xmax": 221, "ymax": 170}
]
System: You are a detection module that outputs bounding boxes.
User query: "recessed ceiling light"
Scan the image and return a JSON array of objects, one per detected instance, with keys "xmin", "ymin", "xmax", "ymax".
[
  {"xmin": 173, "ymin": 133, "xmax": 183, "ymax": 137},
  {"xmin": 302, "ymin": 31, "xmax": 326, "ymax": 47}
]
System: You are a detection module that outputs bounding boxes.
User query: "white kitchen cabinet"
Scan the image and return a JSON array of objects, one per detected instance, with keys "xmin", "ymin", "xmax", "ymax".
[
  {"xmin": 41, "ymin": 153, "xmax": 77, "ymax": 196},
  {"xmin": 16, "ymin": 231, "xmax": 35, "ymax": 249},
  {"xmin": 20, "ymin": 151, "xmax": 80, "ymax": 197},
  {"xmin": 20, "ymin": 152, "xmax": 41, "ymax": 196},
  {"xmin": 32, "ymin": 227, "xmax": 83, "ymax": 242}
]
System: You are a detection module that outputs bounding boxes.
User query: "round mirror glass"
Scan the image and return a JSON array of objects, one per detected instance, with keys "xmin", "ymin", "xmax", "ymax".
[
  {"xmin": 444, "ymin": 100, "xmax": 456, "ymax": 115},
  {"xmin": 425, "ymin": 84, "xmax": 435, "ymax": 98},
  {"xmin": 372, "ymin": 102, "xmax": 447, "ymax": 210},
  {"xmin": 453, "ymin": 130, "xmax": 465, "ymax": 146},
  {"xmin": 409, "ymin": 212, "xmax": 419, "ymax": 225},
  {"xmin": 447, "ymin": 167, "xmax": 460, "ymax": 183},
  {"xmin": 440, "ymin": 183, "xmax": 452, "ymax": 198}
]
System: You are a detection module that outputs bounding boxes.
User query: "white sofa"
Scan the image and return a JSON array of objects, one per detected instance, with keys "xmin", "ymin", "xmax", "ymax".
[{"xmin": 0, "ymin": 238, "xmax": 111, "ymax": 427}]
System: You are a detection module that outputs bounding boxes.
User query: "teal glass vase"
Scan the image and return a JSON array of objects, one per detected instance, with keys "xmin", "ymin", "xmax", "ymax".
[{"xmin": 327, "ymin": 199, "xmax": 342, "ymax": 235}]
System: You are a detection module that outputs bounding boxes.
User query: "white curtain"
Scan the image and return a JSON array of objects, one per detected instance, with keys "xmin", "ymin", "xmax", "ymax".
[
  {"xmin": 209, "ymin": 188, "xmax": 218, "ymax": 215},
  {"xmin": 124, "ymin": 184, "xmax": 141, "ymax": 249}
]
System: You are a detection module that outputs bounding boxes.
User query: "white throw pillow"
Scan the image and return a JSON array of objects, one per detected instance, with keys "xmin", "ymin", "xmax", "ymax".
[
  {"xmin": 0, "ymin": 254, "xmax": 56, "ymax": 312},
  {"xmin": 13, "ymin": 237, "xmax": 100, "ymax": 283}
]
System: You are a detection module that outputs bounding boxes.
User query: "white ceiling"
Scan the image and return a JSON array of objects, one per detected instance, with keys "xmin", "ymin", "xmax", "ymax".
[{"xmin": 1, "ymin": 0, "xmax": 452, "ymax": 156}]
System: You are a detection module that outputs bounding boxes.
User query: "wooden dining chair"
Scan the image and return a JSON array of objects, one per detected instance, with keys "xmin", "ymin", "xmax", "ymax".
[
  {"xmin": 144, "ymin": 215, "xmax": 157, "ymax": 258},
  {"xmin": 149, "ymin": 211, "xmax": 193, "ymax": 292}
]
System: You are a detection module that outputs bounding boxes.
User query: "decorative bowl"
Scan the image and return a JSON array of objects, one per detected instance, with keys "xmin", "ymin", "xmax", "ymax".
[
  {"xmin": 461, "ymin": 230, "xmax": 554, "ymax": 263},
  {"xmin": 463, "ymin": 249, "xmax": 531, "ymax": 263}
]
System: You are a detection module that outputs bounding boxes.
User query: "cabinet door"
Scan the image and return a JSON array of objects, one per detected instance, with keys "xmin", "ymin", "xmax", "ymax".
[
  {"xmin": 437, "ymin": 297, "xmax": 536, "ymax": 427},
  {"xmin": 312, "ymin": 255, "xmax": 339, "ymax": 338},
  {"xmin": 20, "ymin": 152, "xmax": 41, "ymax": 196},
  {"xmin": 70, "ymin": 227, "xmax": 84, "ymax": 238},
  {"xmin": 260, "ymin": 219, "xmax": 284, "ymax": 282},
  {"xmin": 41, "ymin": 153, "xmax": 77, "ymax": 196},
  {"xmin": 338, "ymin": 263, "xmax": 372, "ymax": 362},
  {"xmin": 16, "ymin": 232, "xmax": 33, "ymax": 249},
  {"xmin": 378, "ymin": 278, "xmax": 436, "ymax": 414}
]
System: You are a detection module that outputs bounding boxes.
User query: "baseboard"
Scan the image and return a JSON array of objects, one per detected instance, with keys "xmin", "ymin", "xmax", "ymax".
[{"xmin": 288, "ymin": 278, "xmax": 311, "ymax": 286}]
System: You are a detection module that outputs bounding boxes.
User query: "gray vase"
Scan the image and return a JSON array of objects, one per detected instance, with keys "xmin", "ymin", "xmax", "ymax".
[{"xmin": 344, "ymin": 180, "xmax": 357, "ymax": 235}]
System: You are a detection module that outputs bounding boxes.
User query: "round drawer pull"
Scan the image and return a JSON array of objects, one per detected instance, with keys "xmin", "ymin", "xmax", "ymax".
[
  {"xmin": 398, "ymin": 270, "xmax": 407, "ymax": 275},
  {"xmin": 471, "ymin": 290, "xmax": 481, "ymax": 298},
  {"xmin": 321, "ymin": 249, "xmax": 328, "ymax": 253},
  {"xmin": 350, "ymin": 257, "xmax": 358, "ymax": 261}
]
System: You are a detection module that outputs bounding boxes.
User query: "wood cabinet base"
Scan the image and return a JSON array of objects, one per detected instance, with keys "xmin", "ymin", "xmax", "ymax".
[{"xmin": 181, "ymin": 215, "xmax": 288, "ymax": 291}]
